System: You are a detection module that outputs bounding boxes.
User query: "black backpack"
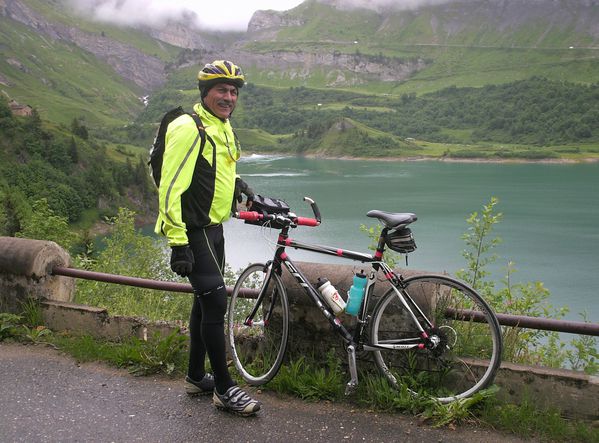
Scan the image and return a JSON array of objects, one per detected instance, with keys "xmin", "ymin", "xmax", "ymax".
[{"xmin": 148, "ymin": 106, "xmax": 206, "ymax": 188}]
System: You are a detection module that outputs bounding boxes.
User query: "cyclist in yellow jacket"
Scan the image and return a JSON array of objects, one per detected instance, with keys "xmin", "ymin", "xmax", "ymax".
[{"xmin": 155, "ymin": 60, "xmax": 260, "ymax": 416}]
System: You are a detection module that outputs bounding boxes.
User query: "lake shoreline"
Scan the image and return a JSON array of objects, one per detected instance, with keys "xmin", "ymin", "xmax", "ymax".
[
  {"xmin": 300, "ymin": 154, "xmax": 599, "ymax": 164},
  {"xmin": 246, "ymin": 151, "xmax": 599, "ymax": 164}
]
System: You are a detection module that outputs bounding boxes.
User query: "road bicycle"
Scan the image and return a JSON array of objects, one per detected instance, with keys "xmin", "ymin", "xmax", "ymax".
[{"xmin": 227, "ymin": 197, "xmax": 502, "ymax": 403}]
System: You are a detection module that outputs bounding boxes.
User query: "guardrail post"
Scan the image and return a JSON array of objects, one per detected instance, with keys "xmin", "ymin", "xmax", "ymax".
[{"xmin": 0, "ymin": 236, "xmax": 74, "ymax": 312}]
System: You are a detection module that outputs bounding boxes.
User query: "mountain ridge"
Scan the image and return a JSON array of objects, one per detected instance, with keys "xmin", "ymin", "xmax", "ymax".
[{"xmin": 2, "ymin": 0, "xmax": 599, "ymax": 125}]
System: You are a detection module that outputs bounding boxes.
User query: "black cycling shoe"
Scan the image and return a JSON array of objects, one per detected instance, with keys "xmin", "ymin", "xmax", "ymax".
[
  {"xmin": 213, "ymin": 386, "xmax": 261, "ymax": 416},
  {"xmin": 184, "ymin": 374, "xmax": 215, "ymax": 395}
]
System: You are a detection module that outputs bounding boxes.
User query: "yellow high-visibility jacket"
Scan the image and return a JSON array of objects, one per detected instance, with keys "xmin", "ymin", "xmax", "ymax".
[{"xmin": 154, "ymin": 103, "xmax": 240, "ymax": 246}]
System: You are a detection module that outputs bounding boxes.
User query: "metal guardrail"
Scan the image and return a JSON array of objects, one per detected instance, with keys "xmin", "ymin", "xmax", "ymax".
[{"xmin": 51, "ymin": 266, "xmax": 599, "ymax": 337}]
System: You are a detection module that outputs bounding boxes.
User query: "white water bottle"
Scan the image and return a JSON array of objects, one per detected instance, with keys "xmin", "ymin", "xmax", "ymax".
[{"xmin": 316, "ymin": 278, "xmax": 346, "ymax": 315}]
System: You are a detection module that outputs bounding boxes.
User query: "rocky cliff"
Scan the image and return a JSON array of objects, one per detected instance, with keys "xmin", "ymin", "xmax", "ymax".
[
  {"xmin": 247, "ymin": 9, "xmax": 305, "ymax": 38},
  {"xmin": 246, "ymin": 0, "xmax": 599, "ymax": 46},
  {"xmin": 0, "ymin": 0, "xmax": 166, "ymax": 92},
  {"xmin": 225, "ymin": 50, "xmax": 428, "ymax": 86}
]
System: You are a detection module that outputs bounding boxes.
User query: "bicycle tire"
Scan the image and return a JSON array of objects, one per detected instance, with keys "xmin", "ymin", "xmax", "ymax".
[
  {"xmin": 227, "ymin": 263, "xmax": 289, "ymax": 385},
  {"xmin": 370, "ymin": 274, "xmax": 502, "ymax": 403}
]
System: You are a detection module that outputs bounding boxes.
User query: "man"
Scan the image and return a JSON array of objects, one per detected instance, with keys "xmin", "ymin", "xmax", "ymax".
[{"xmin": 155, "ymin": 60, "xmax": 259, "ymax": 416}]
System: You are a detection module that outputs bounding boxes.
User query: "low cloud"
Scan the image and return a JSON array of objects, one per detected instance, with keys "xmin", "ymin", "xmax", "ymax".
[
  {"xmin": 69, "ymin": 0, "xmax": 196, "ymax": 28},
  {"xmin": 67, "ymin": 0, "xmax": 304, "ymax": 31},
  {"xmin": 66, "ymin": 1, "xmax": 482, "ymax": 31}
]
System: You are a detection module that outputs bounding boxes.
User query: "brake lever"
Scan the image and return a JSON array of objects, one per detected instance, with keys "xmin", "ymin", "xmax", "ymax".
[{"xmin": 303, "ymin": 196, "xmax": 321, "ymax": 223}]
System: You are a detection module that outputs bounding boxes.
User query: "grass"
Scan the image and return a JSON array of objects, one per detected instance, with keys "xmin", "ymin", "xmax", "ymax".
[
  {"xmin": 105, "ymin": 142, "xmax": 147, "ymax": 163},
  {"xmin": 0, "ymin": 15, "xmax": 143, "ymax": 126},
  {"xmin": 50, "ymin": 330, "xmax": 188, "ymax": 376},
  {"xmin": 480, "ymin": 398, "xmax": 599, "ymax": 443},
  {"xmin": 402, "ymin": 139, "xmax": 599, "ymax": 161},
  {"xmin": 234, "ymin": 128, "xmax": 286, "ymax": 152}
]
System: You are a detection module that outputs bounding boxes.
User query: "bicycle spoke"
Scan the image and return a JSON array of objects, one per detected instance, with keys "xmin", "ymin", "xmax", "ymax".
[
  {"xmin": 371, "ymin": 275, "xmax": 501, "ymax": 403},
  {"xmin": 227, "ymin": 263, "xmax": 289, "ymax": 385}
]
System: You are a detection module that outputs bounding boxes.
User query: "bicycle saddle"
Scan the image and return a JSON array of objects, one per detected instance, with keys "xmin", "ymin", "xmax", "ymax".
[{"xmin": 366, "ymin": 210, "xmax": 417, "ymax": 229}]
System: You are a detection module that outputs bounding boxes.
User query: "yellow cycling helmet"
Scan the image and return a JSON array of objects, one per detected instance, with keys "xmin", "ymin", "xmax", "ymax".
[{"xmin": 197, "ymin": 60, "xmax": 245, "ymax": 92}]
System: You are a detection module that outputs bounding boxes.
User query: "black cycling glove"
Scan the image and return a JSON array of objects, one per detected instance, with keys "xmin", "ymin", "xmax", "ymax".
[
  {"xmin": 170, "ymin": 245, "xmax": 194, "ymax": 277},
  {"xmin": 232, "ymin": 177, "xmax": 255, "ymax": 211}
]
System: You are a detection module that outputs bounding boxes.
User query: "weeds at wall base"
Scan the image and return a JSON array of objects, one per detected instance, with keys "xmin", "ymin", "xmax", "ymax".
[
  {"xmin": 48, "ymin": 330, "xmax": 188, "ymax": 376},
  {"xmin": 240, "ymin": 348, "xmax": 598, "ymax": 442}
]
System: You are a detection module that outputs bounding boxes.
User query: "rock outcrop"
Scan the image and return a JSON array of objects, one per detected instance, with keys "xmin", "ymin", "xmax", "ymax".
[{"xmin": 0, "ymin": 0, "xmax": 166, "ymax": 92}]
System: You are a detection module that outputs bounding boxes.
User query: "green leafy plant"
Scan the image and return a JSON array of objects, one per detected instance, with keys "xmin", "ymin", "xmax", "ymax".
[
  {"xmin": 16, "ymin": 199, "xmax": 79, "ymax": 252},
  {"xmin": 74, "ymin": 208, "xmax": 192, "ymax": 322},
  {"xmin": 480, "ymin": 396, "xmax": 599, "ymax": 442},
  {"xmin": 456, "ymin": 198, "xmax": 597, "ymax": 374},
  {"xmin": 456, "ymin": 196, "xmax": 502, "ymax": 294},
  {"xmin": 269, "ymin": 351, "xmax": 345, "ymax": 401},
  {"xmin": 359, "ymin": 223, "xmax": 401, "ymax": 268},
  {"xmin": 127, "ymin": 330, "xmax": 188, "ymax": 376},
  {"xmin": 358, "ymin": 375, "xmax": 431, "ymax": 415},
  {"xmin": 19, "ymin": 297, "xmax": 44, "ymax": 328},
  {"xmin": 421, "ymin": 386, "xmax": 498, "ymax": 428},
  {"xmin": 50, "ymin": 330, "xmax": 188, "ymax": 376},
  {"xmin": 0, "ymin": 313, "xmax": 23, "ymax": 341},
  {"xmin": 21, "ymin": 325, "xmax": 53, "ymax": 345}
]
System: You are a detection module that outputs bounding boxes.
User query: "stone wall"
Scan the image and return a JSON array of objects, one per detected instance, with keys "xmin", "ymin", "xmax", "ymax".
[
  {"xmin": 0, "ymin": 236, "xmax": 597, "ymax": 421},
  {"xmin": 279, "ymin": 261, "xmax": 424, "ymax": 358}
]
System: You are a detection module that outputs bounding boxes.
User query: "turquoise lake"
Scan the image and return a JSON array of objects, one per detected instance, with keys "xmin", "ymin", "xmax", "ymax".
[{"xmin": 222, "ymin": 155, "xmax": 599, "ymax": 324}]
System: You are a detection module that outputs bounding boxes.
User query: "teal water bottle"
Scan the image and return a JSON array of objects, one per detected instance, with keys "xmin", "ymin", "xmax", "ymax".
[{"xmin": 345, "ymin": 271, "xmax": 367, "ymax": 316}]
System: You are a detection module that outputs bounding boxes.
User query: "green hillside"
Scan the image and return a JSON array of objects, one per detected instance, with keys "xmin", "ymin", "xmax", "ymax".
[
  {"xmin": 0, "ymin": 16, "xmax": 142, "ymax": 125},
  {"xmin": 243, "ymin": 0, "xmax": 599, "ymax": 94},
  {"xmin": 0, "ymin": 95, "xmax": 153, "ymax": 235},
  {"xmin": 0, "ymin": 0, "xmax": 186, "ymax": 126},
  {"xmin": 20, "ymin": 0, "xmax": 179, "ymax": 61}
]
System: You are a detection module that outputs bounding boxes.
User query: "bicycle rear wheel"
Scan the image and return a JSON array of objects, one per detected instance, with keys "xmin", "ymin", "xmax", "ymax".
[
  {"xmin": 371, "ymin": 274, "xmax": 502, "ymax": 403},
  {"xmin": 227, "ymin": 263, "xmax": 289, "ymax": 385}
]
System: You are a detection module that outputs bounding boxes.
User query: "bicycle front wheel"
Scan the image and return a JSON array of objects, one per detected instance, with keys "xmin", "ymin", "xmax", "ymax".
[
  {"xmin": 227, "ymin": 263, "xmax": 289, "ymax": 385},
  {"xmin": 371, "ymin": 274, "xmax": 502, "ymax": 403}
]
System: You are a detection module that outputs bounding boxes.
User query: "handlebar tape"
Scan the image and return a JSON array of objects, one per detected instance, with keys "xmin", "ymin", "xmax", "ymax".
[
  {"xmin": 237, "ymin": 212, "xmax": 319, "ymax": 227},
  {"xmin": 296, "ymin": 217, "xmax": 319, "ymax": 227},
  {"xmin": 237, "ymin": 211, "xmax": 263, "ymax": 221}
]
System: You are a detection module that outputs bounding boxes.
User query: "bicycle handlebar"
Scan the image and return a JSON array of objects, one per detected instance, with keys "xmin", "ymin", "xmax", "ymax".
[
  {"xmin": 236, "ymin": 211, "xmax": 320, "ymax": 227},
  {"xmin": 236, "ymin": 211, "xmax": 320, "ymax": 228},
  {"xmin": 235, "ymin": 196, "xmax": 321, "ymax": 228}
]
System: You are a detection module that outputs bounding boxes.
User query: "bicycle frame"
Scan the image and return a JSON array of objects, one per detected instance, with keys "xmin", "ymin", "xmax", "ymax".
[
  {"xmin": 234, "ymin": 202, "xmax": 502, "ymax": 399},
  {"xmin": 239, "ymin": 219, "xmax": 435, "ymax": 394},
  {"xmin": 246, "ymin": 217, "xmax": 435, "ymax": 353}
]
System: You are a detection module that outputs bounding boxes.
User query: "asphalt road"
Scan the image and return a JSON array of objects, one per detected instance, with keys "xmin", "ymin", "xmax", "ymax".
[{"xmin": 0, "ymin": 343, "xmax": 532, "ymax": 443}]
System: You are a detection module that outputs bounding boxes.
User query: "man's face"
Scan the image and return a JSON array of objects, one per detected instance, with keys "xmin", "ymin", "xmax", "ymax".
[{"xmin": 204, "ymin": 83, "xmax": 238, "ymax": 119}]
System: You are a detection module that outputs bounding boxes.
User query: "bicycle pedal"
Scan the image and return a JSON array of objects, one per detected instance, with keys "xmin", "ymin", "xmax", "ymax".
[{"xmin": 344, "ymin": 381, "xmax": 358, "ymax": 396}]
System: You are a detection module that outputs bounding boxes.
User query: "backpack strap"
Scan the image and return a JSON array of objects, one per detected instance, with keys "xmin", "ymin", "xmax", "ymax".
[{"xmin": 189, "ymin": 113, "xmax": 207, "ymax": 154}]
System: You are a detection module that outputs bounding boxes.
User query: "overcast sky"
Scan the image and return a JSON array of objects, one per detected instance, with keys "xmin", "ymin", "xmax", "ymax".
[
  {"xmin": 69, "ymin": 1, "xmax": 464, "ymax": 31},
  {"xmin": 69, "ymin": 0, "xmax": 306, "ymax": 31}
]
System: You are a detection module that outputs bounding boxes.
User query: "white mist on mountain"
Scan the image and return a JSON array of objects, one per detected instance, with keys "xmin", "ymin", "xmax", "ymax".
[{"xmin": 66, "ymin": 0, "xmax": 304, "ymax": 31}]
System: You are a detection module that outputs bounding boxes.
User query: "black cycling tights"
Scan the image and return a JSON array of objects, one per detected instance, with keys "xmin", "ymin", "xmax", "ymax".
[{"xmin": 187, "ymin": 225, "xmax": 235, "ymax": 394}]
